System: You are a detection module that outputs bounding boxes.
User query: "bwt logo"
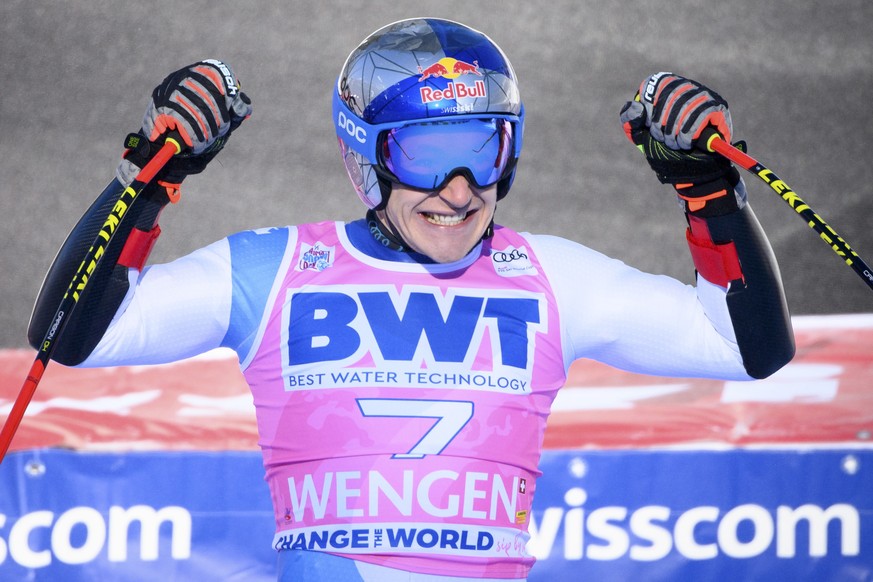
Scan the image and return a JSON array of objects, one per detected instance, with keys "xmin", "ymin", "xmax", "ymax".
[
  {"xmin": 0, "ymin": 505, "xmax": 191, "ymax": 568},
  {"xmin": 281, "ymin": 285, "xmax": 546, "ymax": 375}
]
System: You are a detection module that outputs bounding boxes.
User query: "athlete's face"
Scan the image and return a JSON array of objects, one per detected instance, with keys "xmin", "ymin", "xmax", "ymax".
[{"xmin": 378, "ymin": 176, "xmax": 497, "ymax": 264}]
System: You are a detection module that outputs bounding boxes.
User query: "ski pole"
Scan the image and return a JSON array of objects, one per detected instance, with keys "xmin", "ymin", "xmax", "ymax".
[
  {"xmin": 0, "ymin": 137, "xmax": 181, "ymax": 463},
  {"xmin": 701, "ymin": 128, "xmax": 873, "ymax": 293}
]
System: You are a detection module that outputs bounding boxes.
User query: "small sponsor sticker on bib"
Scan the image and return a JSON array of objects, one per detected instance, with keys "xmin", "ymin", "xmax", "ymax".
[
  {"xmin": 297, "ymin": 242, "xmax": 335, "ymax": 272},
  {"xmin": 491, "ymin": 246, "xmax": 537, "ymax": 277}
]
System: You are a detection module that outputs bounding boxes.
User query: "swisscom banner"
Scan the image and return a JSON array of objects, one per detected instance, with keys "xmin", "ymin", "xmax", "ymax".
[{"xmin": 0, "ymin": 448, "xmax": 869, "ymax": 580}]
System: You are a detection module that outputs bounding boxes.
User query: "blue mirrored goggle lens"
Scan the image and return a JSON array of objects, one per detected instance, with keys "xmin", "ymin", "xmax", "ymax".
[{"xmin": 380, "ymin": 119, "xmax": 513, "ymax": 190}]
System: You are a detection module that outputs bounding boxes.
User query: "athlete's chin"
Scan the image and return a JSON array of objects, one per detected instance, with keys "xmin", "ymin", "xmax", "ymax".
[
  {"xmin": 415, "ymin": 234, "xmax": 485, "ymax": 263},
  {"xmin": 406, "ymin": 215, "xmax": 492, "ymax": 263},
  {"xmin": 425, "ymin": 249, "xmax": 472, "ymax": 264}
]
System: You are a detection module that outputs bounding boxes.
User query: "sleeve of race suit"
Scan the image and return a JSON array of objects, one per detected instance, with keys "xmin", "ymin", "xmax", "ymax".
[
  {"xmin": 685, "ymin": 195, "xmax": 796, "ymax": 379},
  {"xmin": 79, "ymin": 226, "xmax": 292, "ymax": 368},
  {"xmin": 27, "ymin": 179, "xmax": 172, "ymax": 366},
  {"xmin": 529, "ymin": 202, "xmax": 795, "ymax": 381},
  {"xmin": 28, "ymin": 195, "xmax": 292, "ymax": 369},
  {"xmin": 79, "ymin": 237, "xmax": 235, "ymax": 368},
  {"xmin": 528, "ymin": 233, "xmax": 751, "ymax": 380}
]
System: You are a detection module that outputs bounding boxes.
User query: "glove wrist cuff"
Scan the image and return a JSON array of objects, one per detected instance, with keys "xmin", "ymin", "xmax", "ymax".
[{"xmin": 675, "ymin": 167, "xmax": 742, "ymax": 217}]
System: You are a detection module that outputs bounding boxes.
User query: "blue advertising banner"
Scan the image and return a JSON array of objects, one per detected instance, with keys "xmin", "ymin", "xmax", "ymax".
[
  {"xmin": 1, "ymin": 447, "xmax": 869, "ymax": 581},
  {"xmin": 0, "ymin": 451, "xmax": 276, "ymax": 581},
  {"xmin": 530, "ymin": 448, "xmax": 871, "ymax": 581}
]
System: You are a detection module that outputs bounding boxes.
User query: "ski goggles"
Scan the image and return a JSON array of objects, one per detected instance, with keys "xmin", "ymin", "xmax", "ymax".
[
  {"xmin": 334, "ymin": 90, "xmax": 522, "ymax": 191},
  {"xmin": 378, "ymin": 118, "xmax": 514, "ymax": 191}
]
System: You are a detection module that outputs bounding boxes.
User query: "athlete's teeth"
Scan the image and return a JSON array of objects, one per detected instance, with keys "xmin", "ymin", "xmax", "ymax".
[{"xmin": 425, "ymin": 213, "xmax": 466, "ymax": 226}]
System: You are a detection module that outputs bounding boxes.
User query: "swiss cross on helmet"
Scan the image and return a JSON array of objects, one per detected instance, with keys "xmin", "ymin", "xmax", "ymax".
[{"xmin": 333, "ymin": 18, "xmax": 525, "ymax": 210}]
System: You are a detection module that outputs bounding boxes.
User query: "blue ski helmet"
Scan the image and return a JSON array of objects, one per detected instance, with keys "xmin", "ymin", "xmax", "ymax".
[{"xmin": 333, "ymin": 18, "xmax": 525, "ymax": 209}]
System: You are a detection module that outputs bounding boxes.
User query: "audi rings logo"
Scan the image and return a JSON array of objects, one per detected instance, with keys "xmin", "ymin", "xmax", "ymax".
[
  {"xmin": 492, "ymin": 249, "xmax": 528, "ymax": 263},
  {"xmin": 491, "ymin": 245, "xmax": 536, "ymax": 278}
]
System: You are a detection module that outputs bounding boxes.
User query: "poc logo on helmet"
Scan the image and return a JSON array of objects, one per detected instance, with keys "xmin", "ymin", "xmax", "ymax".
[{"xmin": 337, "ymin": 111, "xmax": 367, "ymax": 144}]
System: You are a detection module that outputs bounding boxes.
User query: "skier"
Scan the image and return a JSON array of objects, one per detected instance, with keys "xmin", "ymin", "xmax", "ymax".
[{"xmin": 28, "ymin": 17, "xmax": 794, "ymax": 581}]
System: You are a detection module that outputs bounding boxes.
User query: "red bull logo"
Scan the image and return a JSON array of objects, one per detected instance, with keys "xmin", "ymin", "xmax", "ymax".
[
  {"xmin": 420, "ymin": 81, "xmax": 487, "ymax": 105},
  {"xmin": 418, "ymin": 58, "xmax": 486, "ymax": 105},
  {"xmin": 418, "ymin": 57, "xmax": 482, "ymax": 81}
]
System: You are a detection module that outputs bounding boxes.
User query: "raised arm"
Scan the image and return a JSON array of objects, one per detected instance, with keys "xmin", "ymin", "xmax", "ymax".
[
  {"xmin": 616, "ymin": 72, "xmax": 794, "ymax": 378},
  {"xmin": 27, "ymin": 60, "xmax": 251, "ymax": 365}
]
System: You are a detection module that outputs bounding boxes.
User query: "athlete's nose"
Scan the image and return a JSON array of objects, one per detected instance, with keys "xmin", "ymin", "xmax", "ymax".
[{"xmin": 438, "ymin": 175, "xmax": 474, "ymax": 210}]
